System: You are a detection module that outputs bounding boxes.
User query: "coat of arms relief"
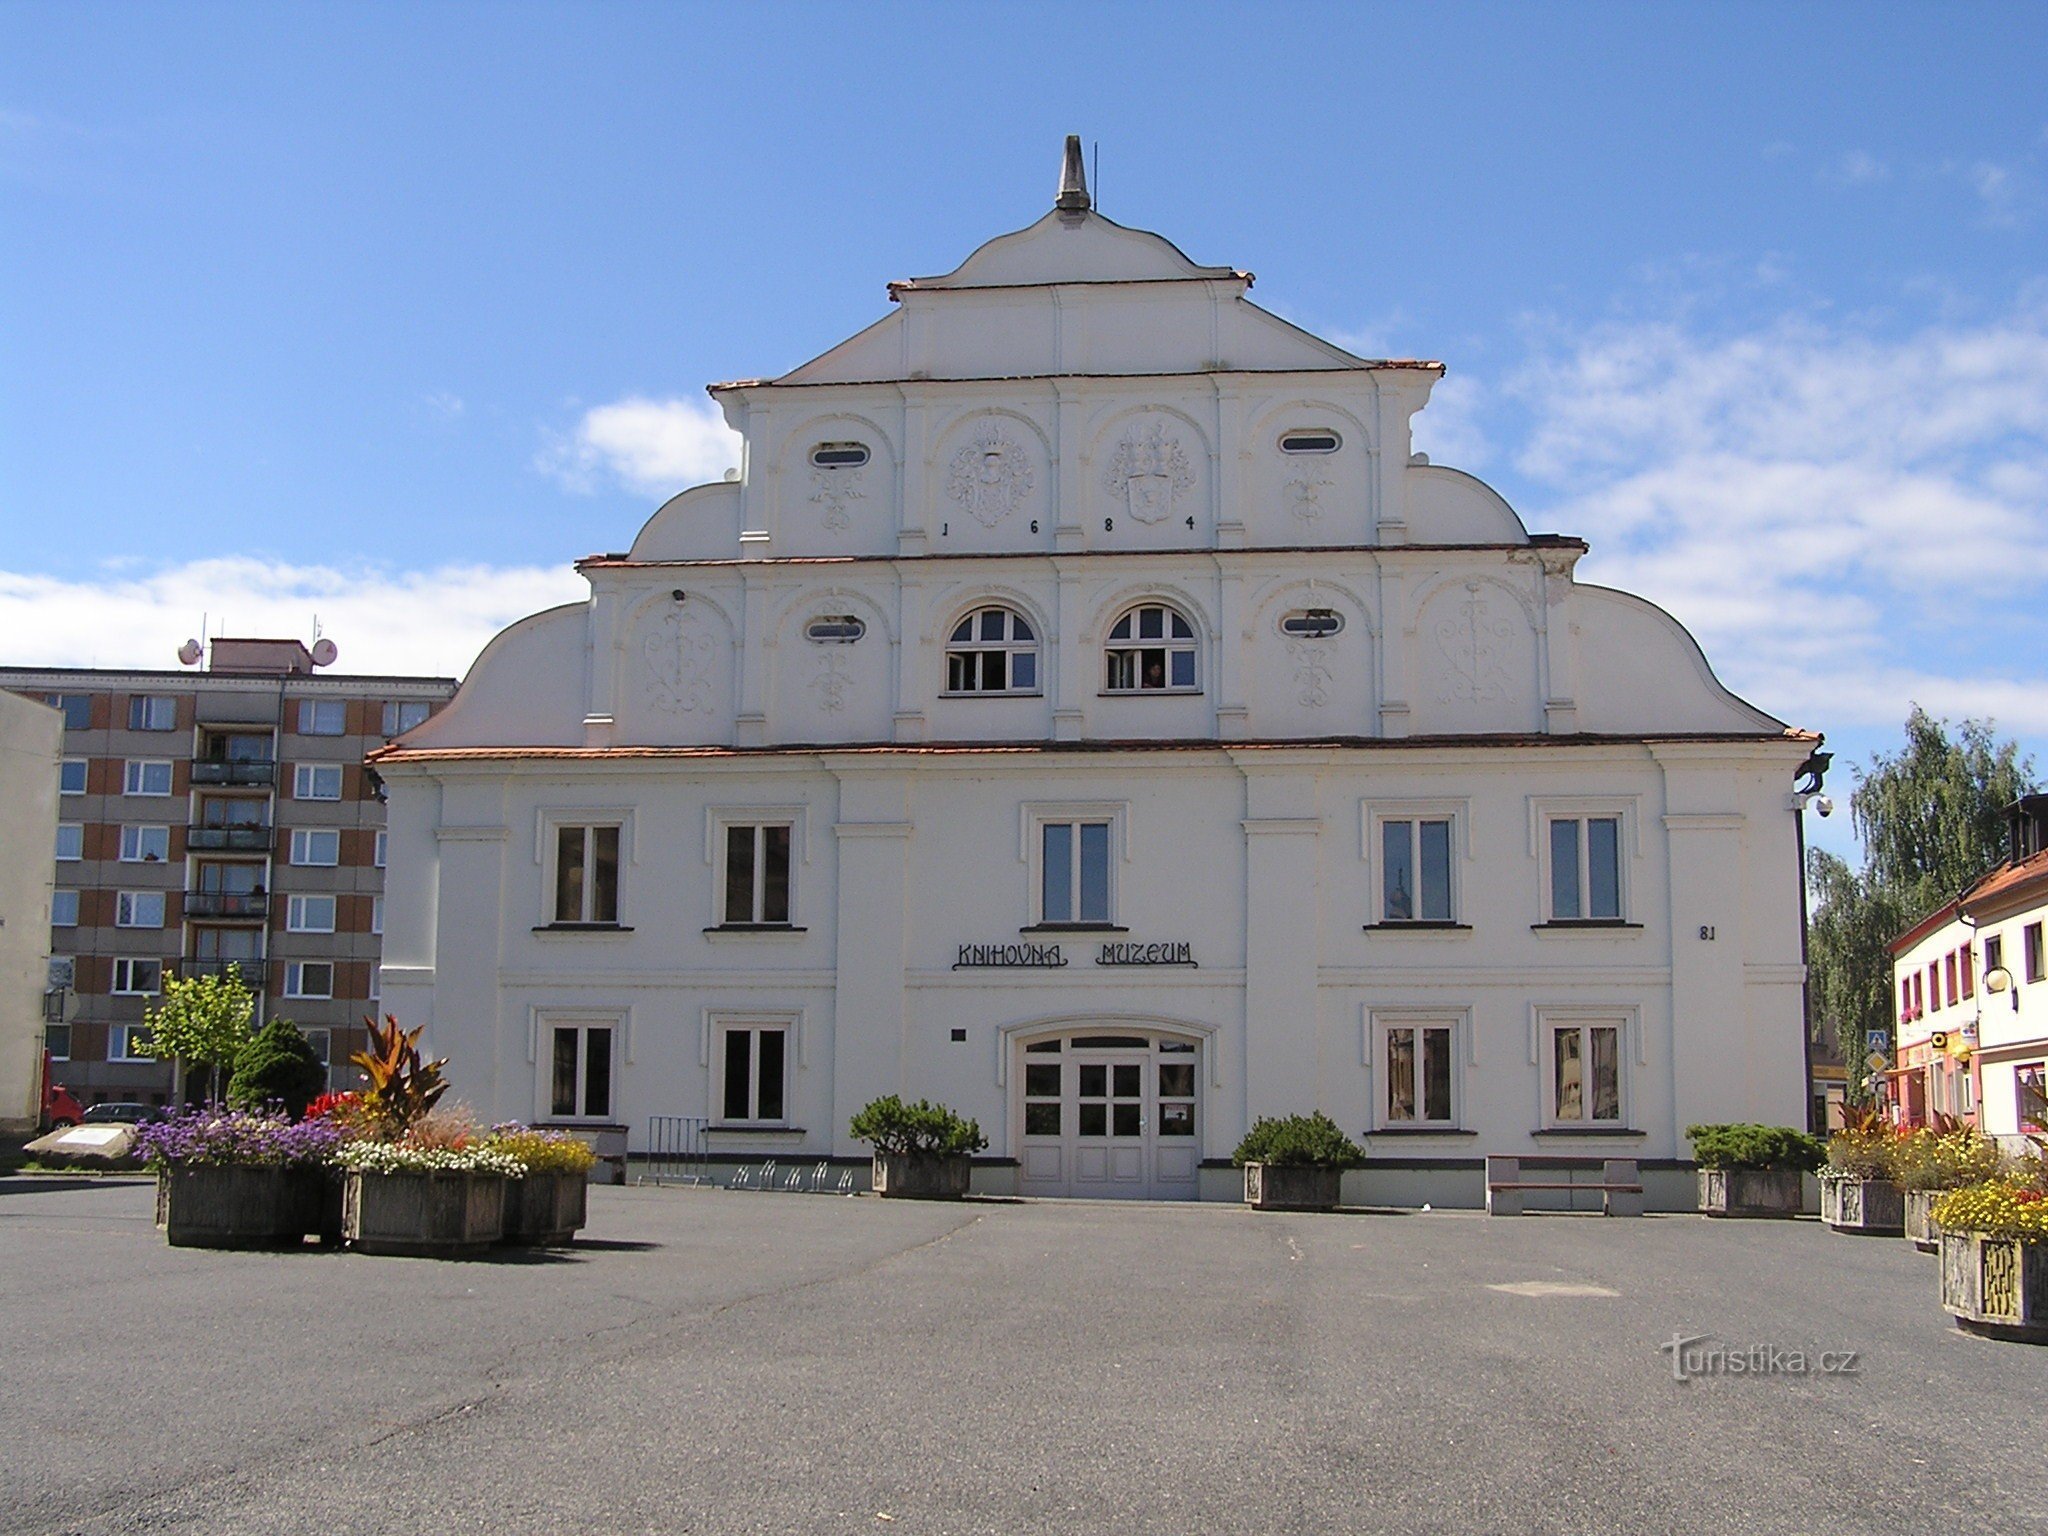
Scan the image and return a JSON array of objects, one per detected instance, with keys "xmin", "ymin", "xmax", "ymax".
[
  {"xmin": 1103, "ymin": 421, "xmax": 1195, "ymax": 524},
  {"xmin": 1431, "ymin": 582, "xmax": 1515, "ymax": 705},
  {"xmin": 640, "ymin": 606, "xmax": 716, "ymax": 714},
  {"xmin": 808, "ymin": 461, "xmax": 866, "ymax": 531},
  {"xmin": 945, "ymin": 423, "xmax": 1035, "ymax": 528}
]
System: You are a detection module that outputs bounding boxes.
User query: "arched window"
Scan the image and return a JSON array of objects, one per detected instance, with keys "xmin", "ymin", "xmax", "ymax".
[
  {"xmin": 945, "ymin": 607, "xmax": 1038, "ymax": 693},
  {"xmin": 1105, "ymin": 604, "xmax": 1198, "ymax": 693}
]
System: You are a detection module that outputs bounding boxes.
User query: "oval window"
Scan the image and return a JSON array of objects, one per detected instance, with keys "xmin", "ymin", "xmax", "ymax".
[
  {"xmin": 1279, "ymin": 431, "xmax": 1341, "ymax": 455},
  {"xmin": 810, "ymin": 442, "xmax": 871, "ymax": 469},
  {"xmin": 805, "ymin": 615, "xmax": 865, "ymax": 644},
  {"xmin": 1280, "ymin": 609, "xmax": 1343, "ymax": 638}
]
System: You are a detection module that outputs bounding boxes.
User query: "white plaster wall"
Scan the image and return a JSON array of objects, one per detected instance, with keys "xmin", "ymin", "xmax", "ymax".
[{"xmin": 0, "ymin": 692, "xmax": 61, "ymax": 1132}]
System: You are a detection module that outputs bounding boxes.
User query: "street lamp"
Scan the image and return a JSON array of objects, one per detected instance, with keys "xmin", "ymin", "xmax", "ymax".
[{"xmin": 1983, "ymin": 966, "xmax": 2019, "ymax": 1012}]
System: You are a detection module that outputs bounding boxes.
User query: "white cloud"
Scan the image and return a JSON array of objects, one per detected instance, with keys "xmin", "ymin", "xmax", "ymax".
[
  {"xmin": 1410, "ymin": 372, "xmax": 1491, "ymax": 470},
  {"xmin": 540, "ymin": 395, "xmax": 741, "ymax": 498},
  {"xmin": 1498, "ymin": 298, "xmax": 2048, "ymax": 735},
  {"xmin": 0, "ymin": 557, "xmax": 587, "ymax": 678},
  {"xmin": 1821, "ymin": 150, "xmax": 1890, "ymax": 187}
]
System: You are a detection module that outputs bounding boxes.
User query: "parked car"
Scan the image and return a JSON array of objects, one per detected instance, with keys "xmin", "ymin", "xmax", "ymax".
[
  {"xmin": 80, "ymin": 1102, "xmax": 161, "ymax": 1125},
  {"xmin": 41, "ymin": 1059, "xmax": 84, "ymax": 1130}
]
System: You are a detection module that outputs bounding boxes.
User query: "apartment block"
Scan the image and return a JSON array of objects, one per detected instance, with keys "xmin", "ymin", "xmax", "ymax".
[{"xmin": 2, "ymin": 639, "xmax": 456, "ymax": 1105}]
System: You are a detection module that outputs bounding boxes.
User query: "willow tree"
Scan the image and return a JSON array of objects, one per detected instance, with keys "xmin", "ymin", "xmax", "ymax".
[{"xmin": 1809, "ymin": 707, "xmax": 2037, "ymax": 1100}]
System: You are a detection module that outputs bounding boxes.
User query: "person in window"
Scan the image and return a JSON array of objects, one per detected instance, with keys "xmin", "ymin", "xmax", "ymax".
[{"xmin": 1144, "ymin": 659, "xmax": 1164, "ymax": 689}]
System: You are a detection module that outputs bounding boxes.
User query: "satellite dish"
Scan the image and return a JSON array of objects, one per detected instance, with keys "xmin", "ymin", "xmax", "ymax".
[
  {"xmin": 176, "ymin": 639, "xmax": 203, "ymax": 666},
  {"xmin": 310, "ymin": 638, "xmax": 339, "ymax": 667}
]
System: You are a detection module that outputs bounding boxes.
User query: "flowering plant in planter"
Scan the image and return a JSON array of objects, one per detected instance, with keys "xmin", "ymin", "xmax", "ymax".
[
  {"xmin": 335, "ymin": 1141, "xmax": 526, "ymax": 1177},
  {"xmin": 484, "ymin": 1126, "xmax": 598, "ymax": 1245},
  {"xmin": 1821, "ymin": 1104, "xmax": 1906, "ymax": 1234},
  {"xmin": 484, "ymin": 1126, "xmax": 600, "ymax": 1174},
  {"xmin": 135, "ymin": 1105, "xmax": 343, "ymax": 1170},
  {"xmin": 137, "ymin": 1107, "xmax": 344, "ymax": 1249},
  {"xmin": 1931, "ymin": 1156, "xmax": 2048, "ymax": 1341}
]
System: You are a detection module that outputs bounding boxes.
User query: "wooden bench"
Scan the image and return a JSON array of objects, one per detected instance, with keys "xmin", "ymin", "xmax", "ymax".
[{"xmin": 1485, "ymin": 1155, "xmax": 1644, "ymax": 1216}]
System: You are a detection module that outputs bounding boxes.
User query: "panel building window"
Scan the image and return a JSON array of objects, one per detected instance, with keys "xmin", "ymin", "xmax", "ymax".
[
  {"xmin": 109, "ymin": 1023, "xmax": 157, "ymax": 1060},
  {"xmin": 719, "ymin": 1024, "xmax": 787, "ymax": 1124},
  {"xmin": 1549, "ymin": 1021, "xmax": 1624, "ymax": 1124},
  {"xmin": 552, "ymin": 824, "xmax": 621, "ymax": 925},
  {"xmin": 945, "ymin": 607, "xmax": 1039, "ymax": 694},
  {"xmin": 284, "ymin": 962, "xmax": 334, "ymax": 1000},
  {"xmin": 721, "ymin": 824, "xmax": 792, "ymax": 926},
  {"xmin": 128, "ymin": 696, "xmax": 176, "ymax": 731},
  {"xmin": 119, "ymin": 825, "xmax": 170, "ymax": 863},
  {"xmin": 123, "ymin": 760, "xmax": 173, "ymax": 796},
  {"xmin": 290, "ymin": 828, "xmax": 340, "ymax": 866},
  {"xmin": 294, "ymin": 763, "xmax": 343, "ymax": 800},
  {"xmin": 60, "ymin": 759, "xmax": 87, "ymax": 795},
  {"xmin": 111, "ymin": 958, "xmax": 163, "ymax": 996},
  {"xmin": 1382, "ymin": 1021, "xmax": 1456, "ymax": 1126},
  {"xmin": 287, "ymin": 894, "xmax": 337, "ymax": 933},
  {"xmin": 51, "ymin": 889, "xmax": 79, "ymax": 928},
  {"xmin": 115, "ymin": 891, "xmax": 166, "ymax": 928},
  {"xmin": 1104, "ymin": 605, "xmax": 1197, "ymax": 692},
  {"xmin": 1380, "ymin": 818, "xmax": 1454, "ymax": 923},
  {"xmin": 383, "ymin": 700, "xmax": 431, "ymax": 736},
  {"xmin": 56, "ymin": 823, "xmax": 84, "ymax": 861},
  {"xmin": 1040, "ymin": 820, "xmax": 1112, "ymax": 926},
  {"xmin": 1547, "ymin": 815, "xmax": 1623, "ymax": 921},
  {"xmin": 297, "ymin": 700, "xmax": 347, "ymax": 736},
  {"xmin": 48, "ymin": 694, "xmax": 93, "ymax": 730},
  {"xmin": 548, "ymin": 1021, "xmax": 614, "ymax": 1120}
]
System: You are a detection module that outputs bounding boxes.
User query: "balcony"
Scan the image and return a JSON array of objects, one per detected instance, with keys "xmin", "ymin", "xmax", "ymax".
[
  {"xmin": 191, "ymin": 760, "xmax": 276, "ymax": 787},
  {"xmin": 187, "ymin": 825, "xmax": 273, "ymax": 853},
  {"xmin": 185, "ymin": 892, "xmax": 269, "ymax": 920},
  {"xmin": 180, "ymin": 958, "xmax": 264, "ymax": 982}
]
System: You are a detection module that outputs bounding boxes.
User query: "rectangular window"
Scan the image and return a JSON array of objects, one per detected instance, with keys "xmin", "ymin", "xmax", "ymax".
[
  {"xmin": 1380, "ymin": 818, "xmax": 1453, "ymax": 923},
  {"xmin": 1962, "ymin": 947, "xmax": 1974, "ymax": 999},
  {"xmin": 293, "ymin": 763, "xmax": 343, "ymax": 800},
  {"xmin": 118, "ymin": 825, "xmax": 170, "ymax": 863},
  {"xmin": 303, "ymin": 1028, "xmax": 332, "ymax": 1069},
  {"xmin": 1040, "ymin": 820, "xmax": 1112, "ymax": 925},
  {"xmin": 1382, "ymin": 1022, "xmax": 1456, "ymax": 1126},
  {"xmin": 51, "ymin": 889, "xmax": 80, "ymax": 928},
  {"xmin": 373, "ymin": 829, "xmax": 387, "ymax": 867},
  {"xmin": 371, "ymin": 895, "xmax": 384, "ymax": 935},
  {"xmin": 295, "ymin": 699, "xmax": 345, "ymax": 736},
  {"xmin": 115, "ymin": 891, "xmax": 166, "ymax": 928},
  {"xmin": 1928, "ymin": 962, "xmax": 1941, "ymax": 1009},
  {"xmin": 60, "ymin": 759, "xmax": 87, "ymax": 795},
  {"xmin": 383, "ymin": 700, "xmax": 431, "ymax": 736},
  {"xmin": 287, "ymin": 894, "xmax": 337, "ymax": 933},
  {"xmin": 127, "ymin": 695, "xmax": 176, "ymax": 731},
  {"xmin": 2018, "ymin": 1065, "xmax": 2047, "ymax": 1135},
  {"xmin": 548, "ymin": 1022, "xmax": 614, "ymax": 1119},
  {"xmin": 718, "ymin": 1024, "xmax": 787, "ymax": 1124},
  {"xmin": 2027, "ymin": 923, "xmax": 2046, "ymax": 984},
  {"xmin": 1986, "ymin": 934, "xmax": 2004, "ymax": 980},
  {"xmin": 108, "ymin": 1023, "xmax": 157, "ymax": 1060},
  {"xmin": 367, "ymin": 965, "xmax": 380, "ymax": 1003},
  {"xmin": 721, "ymin": 823, "xmax": 792, "ymax": 925},
  {"xmin": 290, "ymin": 828, "xmax": 340, "ymax": 866},
  {"xmin": 45, "ymin": 1024, "xmax": 71, "ymax": 1062},
  {"xmin": 1548, "ymin": 815, "xmax": 1622, "ymax": 921},
  {"xmin": 49, "ymin": 694, "xmax": 93, "ymax": 731},
  {"xmin": 110, "ymin": 958, "xmax": 163, "ymax": 996},
  {"xmin": 1549, "ymin": 1021, "xmax": 1623, "ymax": 1124},
  {"xmin": 1945, "ymin": 952, "xmax": 1958, "ymax": 1007},
  {"xmin": 553, "ymin": 824, "xmax": 621, "ymax": 924},
  {"xmin": 123, "ymin": 759, "xmax": 173, "ymax": 796},
  {"xmin": 56, "ymin": 823, "xmax": 84, "ymax": 861},
  {"xmin": 284, "ymin": 961, "xmax": 334, "ymax": 1000}
]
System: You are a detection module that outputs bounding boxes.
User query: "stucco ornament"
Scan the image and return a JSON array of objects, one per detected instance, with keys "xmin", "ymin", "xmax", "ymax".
[
  {"xmin": 640, "ymin": 606, "xmax": 715, "ymax": 714},
  {"xmin": 1104, "ymin": 422, "xmax": 1194, "ymax": 524},
  {"xmin": 946, "ymin": 423, "xmax": 1035, "ymax": 528},
  {"xmin": 810, "ymin": 649, "xmax": 851, "ymax": 714},
  {"xmin": 1284, "ymin": 462, "xmax": 1332, "ymax": 523},
  {"xmin": 808, "ymin": 461, "xmax": 866, "ymax": 531},
  {"xmin": 1433, "ymin": 582, "xmax": 1514, "ymax": 705},
  {"xmin": 1285, "ymin": 639, "xmax": 1331, "ymax": 708}
]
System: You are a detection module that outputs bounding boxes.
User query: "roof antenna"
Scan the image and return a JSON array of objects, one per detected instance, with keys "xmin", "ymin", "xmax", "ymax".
[
  {"xmin": 1056, "ymin": 134, "xmax": 1091, "ymax": 216},
  {"xmin": 1093, "ymin": 140, "xmax": 1099, "ymax": 211}
]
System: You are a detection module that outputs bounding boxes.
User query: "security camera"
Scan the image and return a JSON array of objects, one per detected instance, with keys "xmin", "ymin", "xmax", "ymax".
[{"xmin": 1814, "ymin": 795, "xmax": 1834, "ymax": 818}]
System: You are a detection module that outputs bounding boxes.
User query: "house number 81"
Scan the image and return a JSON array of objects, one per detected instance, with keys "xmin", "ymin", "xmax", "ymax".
[{"xmin": 1699, "ymin": 926, "xmax": 1716, "ymax": 941}]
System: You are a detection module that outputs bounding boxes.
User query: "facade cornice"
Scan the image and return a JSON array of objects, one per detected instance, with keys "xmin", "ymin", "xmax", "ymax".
[
  {"xmin": 577, "ymin": 538, "xmax": 1585, "ymax": 574},
  {"xmin": 708, "ymin": 361, "xmax": 1443, "ymax": 395},
  {"xmin": 0, "ymin": 667, "xmax": 457, "ymax": 692}
]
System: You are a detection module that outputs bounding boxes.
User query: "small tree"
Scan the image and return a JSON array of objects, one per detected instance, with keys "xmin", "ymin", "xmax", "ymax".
[
  {"xmin": 226, "ymin": 1018, "xmax": 328, "ymax": 1119},
  {"xmin": 138, "ymin": 971, "xmax": 256, "ymax": 1104}
]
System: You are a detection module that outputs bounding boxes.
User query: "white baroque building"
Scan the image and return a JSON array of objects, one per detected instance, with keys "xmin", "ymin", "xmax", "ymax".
[{"xmin": 376, "ymin": 145, "xmax": 1818, "ymax": 1206}]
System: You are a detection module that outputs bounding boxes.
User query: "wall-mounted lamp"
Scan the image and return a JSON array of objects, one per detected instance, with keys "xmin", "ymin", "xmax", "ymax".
[{"xmin": 1983, "ymin": 966, "xmax": 2019, "ymax": 1011}]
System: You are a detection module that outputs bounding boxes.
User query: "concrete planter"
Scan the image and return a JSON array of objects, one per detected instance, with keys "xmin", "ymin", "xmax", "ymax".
[
  {"xmin": 1820, "ymin": 1175, "xmax": 1905, "ymax": 1236},
  {"xmin": 501, "ymin": 1168, "xmax": 588, "ymax": 1246},
  {"xmin": 871, "ymin": 1152, "xmax": 971, "ymax": 1199},
  {"xmin": 1243, "ymin": 1163, "xmax": 1344, "ymax": 1212},
  {"xmin": 1904, "ymin": 1188, "xmax": 1945, "ymax": 1253},
  {"xmin": 156, "ymin": 1164, "xmax": 327, "ymax": 1249},
  {"xmin": 1938, "ymin": 1231, "xmax": 2048, "ymax": 1343},
  {"xmin": 1697, "ymin": 1167, "xmax": 1805, "ymax": 1218},
  {"xmin": 342, "ymin": 1169, "xmax": 507, "ymax": 1257}
]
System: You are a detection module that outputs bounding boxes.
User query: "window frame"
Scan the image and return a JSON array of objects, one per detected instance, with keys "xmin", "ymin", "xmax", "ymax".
[
  {"xmin": 941, "ymin": 605, "xmax": 1043, "ymax": 697},
  {"xmin": 540, "ymin": 1014, "xmax": 620, "ymax": 1123},
  {"xmin": 118, "ymin": 824, "xmax": 170, "ymax": 864},
  {"xmin": 49, "ymin": 694, "xmax": 92, "ymax": 730},
  {"xmin": 1102, "ymin": 602, "xmax": 1201, "ymax": 695},
  {"xmin": 283, "ymin": 961, "xmax": 334, "ymax": 1000},
  {"xmin": 293, "ymin": 762, "xmax": 344, "ymax": 801},
  {"xmin": 289, "ymin": 828, "xmax": 340, "ymax": 867},
  {"xmin": 127, "ymin": 695, "xmax": 176, "ymax": 731},
  {"xmin": 59, "ymin": 758, "xmax": 88, "ymax": 796},
  {"xmin": 51, "ymin": 889, "xmax": 80, "ymax": 928},
  {"xmin": 122, "ymin": 759, "xmax": 173, "ymax": 797},
  {"xmin": 1363, "ymin": 799, "xmax": 1470, "ymax": 929},
  {"xmin": 1538, "ymin": 1010, "xmax": 1633, "ymax": 1129},
  {"xmin": 2026, "ymin": 922, "xmax": 2046, "ymax": 985},
  {"xmin": 110, "ymin": 958, "xmax": 163, "ymax": 997},
  {"xmin": 706, "ymin": 809, "xmax": 802, "ymax": 931},
  {"xmin": 55, "ymin": 822, "xmax": 84, "ymax": 862},
  {"xmin": 373, "ymin": 829, "xmax": 388, "ymax": 868},
  {"xmin": 114, "ymin": 890, "xmax": 166, "ymax": 929},
  {"xmin": 382, "ymin": 700, "xmax": 431, "ymax": 737},
  {"xmin": 1368, "ymin": 1009, "xmax": 1466, "ymax": 1130},
  {"xmin": 1021, "ymin": 802, "xmax": 1127, "ymax": 931},
  {"xmin": 296, "ymin": 699, "xmax": 347, "ymax": 736},
  {"xmin": 713, "ymin": 1017, "xmax": 793, "ymax": 1127},
  {"xmin": 537, "ymin": 809, "xmax": 634, "ymax": 930},
  {"xmin": 370, "ymin": 895, "xmax": 384, "ymax": 936},
  {"xmin": 303, "ymin": 1028, "xmax": 332, "ymax": 1069},
  {"xmin": 1530, "ymin": 799, "xmax": 1638, "ymax": 927},
  {"xmin": 108, "ymin": 1022, "xmax": 157, "ymax": 1060},
  {"xmin": 286, "ymin": 894, "xmax": 338, "ymax": 934},
  {"xmin": 45, "ymin": 1024, "xmax": 71, "ymax": 1062}
]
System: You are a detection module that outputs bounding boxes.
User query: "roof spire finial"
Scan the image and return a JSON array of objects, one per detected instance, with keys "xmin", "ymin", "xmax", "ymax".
[{"xmin": 1055, "ymin": 134, "xmax": 1091, "ymax": 214}]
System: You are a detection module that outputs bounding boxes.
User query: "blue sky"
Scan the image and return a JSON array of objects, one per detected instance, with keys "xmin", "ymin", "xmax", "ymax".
[{"xmin": 3, "ymin": 3, "xmax": 2045, "ymax": 859}]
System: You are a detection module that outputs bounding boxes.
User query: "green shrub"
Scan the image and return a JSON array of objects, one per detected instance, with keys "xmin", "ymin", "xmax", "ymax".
[
  {"xmin": 225, "ymin": 1018, "xmax": 328, "ymax": 1119},
  {"xmin": 1232, "ymin": 1113, "xmax": 1364, "ymax": 1169},
  {"xmin": 849, "ymin": 1096, "xmax": 988, "ymax": 1157},
  {"xmin": 1685, "ymin": 1123, "xmax": 1826, "ymax": 1172}
]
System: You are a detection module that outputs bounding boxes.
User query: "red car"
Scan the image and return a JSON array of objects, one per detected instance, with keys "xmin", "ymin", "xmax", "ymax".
[{"xmin": 41, "ymin": 1054, "xmax": 85, "ymax": 1131}]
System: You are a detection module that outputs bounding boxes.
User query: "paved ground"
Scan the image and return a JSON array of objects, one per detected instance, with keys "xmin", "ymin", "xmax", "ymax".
[{"xmin": 1, "ymin": 1178, "xmax": 2041, "ymax": 1536}]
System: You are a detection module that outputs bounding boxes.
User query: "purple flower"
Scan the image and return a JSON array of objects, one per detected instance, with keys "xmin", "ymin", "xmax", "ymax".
[{"xmin": 134, "ymin": 1106, "xmax": 344, "ymax": 1170}]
